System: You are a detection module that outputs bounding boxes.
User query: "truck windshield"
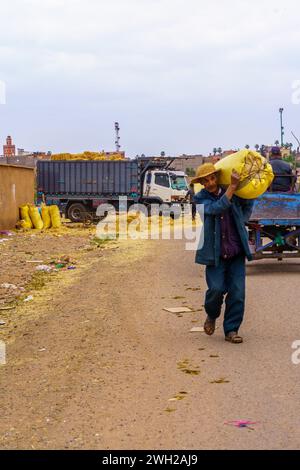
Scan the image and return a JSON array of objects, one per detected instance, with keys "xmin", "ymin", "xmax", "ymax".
[{"xmin": 171, "ymin": 176, "xmax": 188, "ymax": 190}]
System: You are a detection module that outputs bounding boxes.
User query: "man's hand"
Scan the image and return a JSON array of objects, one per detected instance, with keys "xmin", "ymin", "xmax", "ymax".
[
  {"xmin": 225, "ymin": 169, "xmax": 241, "ymax": 201},
  {"xmin": 230, "ymin": 169, "xmax": 240, "ymax": 191}
]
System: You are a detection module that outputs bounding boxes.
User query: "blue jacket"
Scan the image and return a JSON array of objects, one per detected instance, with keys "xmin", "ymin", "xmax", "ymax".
[
  {"xmin": 269, "ymin": 158, "xmax": 293, "ymax": 192},
  {"xmin": 194, "ymin": 188, "xmax": 254, "ymax": 266}
]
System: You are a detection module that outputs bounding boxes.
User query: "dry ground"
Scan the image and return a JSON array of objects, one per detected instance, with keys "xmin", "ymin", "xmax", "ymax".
[{"xmin": 1, "ymin": 218, "xmax": 300, "ymax": 450}]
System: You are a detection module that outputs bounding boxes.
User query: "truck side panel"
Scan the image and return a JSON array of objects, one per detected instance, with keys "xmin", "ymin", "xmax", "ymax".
[{"xmin": 37, "ymin": 160, "xmax": 140, "ymax": 196}]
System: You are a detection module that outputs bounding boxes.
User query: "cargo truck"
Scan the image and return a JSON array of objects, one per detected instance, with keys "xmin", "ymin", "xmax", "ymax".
[{"xmin": 37, "ymin": 157, "xmax": 189, "ymax": 222}]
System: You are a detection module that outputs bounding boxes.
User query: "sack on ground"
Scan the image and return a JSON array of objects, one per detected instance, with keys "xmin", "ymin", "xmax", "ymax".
[
  {"xmin": 49, "ymin": 205, "xmax": 61, "ymax": 228},
  {"xmin": 41, "ymin": 204, "xmax": 52, "ymax": 229},
  {"xmin": 19, "ymin": 204, "xmax": 33, "ymax": 229},
  {"xmin": 28, "ymin": 205, "xmax": 44, "ymax": 230}
]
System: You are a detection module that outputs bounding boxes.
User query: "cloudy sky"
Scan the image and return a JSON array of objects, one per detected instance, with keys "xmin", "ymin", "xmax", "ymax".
[{"xmin": 0, "ymin": 0, "xmax": 300, "ymax": 156}]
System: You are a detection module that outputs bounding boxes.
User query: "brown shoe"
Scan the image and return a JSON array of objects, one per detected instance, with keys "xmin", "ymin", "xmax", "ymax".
[
  {"xmin": 204, "ymin": 316, "xmax": 216, "ymax": 336},
  {"xmin": 225, "ymin": 331, "xmax": 243, "ymax": 343}
]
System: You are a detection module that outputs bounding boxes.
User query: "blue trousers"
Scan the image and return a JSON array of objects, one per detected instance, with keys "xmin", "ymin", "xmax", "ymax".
[{"xmin": 204, "ymin": 254, "xmax": 245, "ymax": 335}]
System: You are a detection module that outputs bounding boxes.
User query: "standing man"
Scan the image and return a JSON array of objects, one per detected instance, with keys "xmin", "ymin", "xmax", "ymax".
[
  {"xmin": 192, "ymin": 163, "xmax": 254, "ymax": 344},
  {"xmin": 269, "ymin": 146, "xmax": 295, "ymax": 192},
  {"xmin": 185, "ymin": 183, "xmax": 196, "ymax": 220}
]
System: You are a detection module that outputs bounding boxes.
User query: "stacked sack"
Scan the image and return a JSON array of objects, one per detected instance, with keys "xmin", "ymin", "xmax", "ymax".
[{"xmin": 19, "ymin": 203, "xmax": 61, "ymax": 230}]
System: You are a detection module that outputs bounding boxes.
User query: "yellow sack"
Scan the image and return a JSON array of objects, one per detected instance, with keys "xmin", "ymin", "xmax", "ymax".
[
  {"xmin": 49, "ymin": 205, "xmax": 61, "ymax": 228},
  {"xmin": 194, "ymin": 182, "xmax": 203, "ymax": 194},
  {"xmin": 19, "ymin": 204, "xmax": 33, "ymax": 229},
  {"xmin": 28, "ymin": 205, "xmax": 44, "ymax": 230},
  {"xmin": 41, "ymin": 204, "xmax": 52, "ymax": 229},
  {"xmin": 215, "ymin": 149, "xmax": 274, "ymax": 199},
  {"xmin": 19, "ymin": 219, "xmax": 31, "ymax": 230}
]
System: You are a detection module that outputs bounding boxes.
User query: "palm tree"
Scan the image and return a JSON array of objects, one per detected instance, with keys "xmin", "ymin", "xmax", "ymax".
[
  {"xmin": 274, "ymin": 140, "xmax": 280, "ymax": 146},
  {"xmin": 255, "ymin": 144, "xmax": 259, "ymax": 151},
  {"xmin": 217, "ymin": 147, "xmax": 222, "ymax": 155},
  {"xmin": 160, "ymin": 151, "xmax": 165, "ymax": 157},
  {"xmin": 245, "ymin": 144, "xmax": 250, "ymax": 149},
  {"xmin": 213, "ymin": 148, "xmax": 217, "ymax": 156}
]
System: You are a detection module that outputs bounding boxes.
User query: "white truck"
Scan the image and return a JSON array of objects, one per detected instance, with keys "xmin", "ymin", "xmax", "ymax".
[{"xmin": 37, "ymin": 157, "xmax": 189, "ymax": 221}]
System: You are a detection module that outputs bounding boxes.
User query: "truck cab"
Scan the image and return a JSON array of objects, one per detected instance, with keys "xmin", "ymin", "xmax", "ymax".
[{"xmin": 142, "ymin": 169, "xmax": 188, "ymax": 204}]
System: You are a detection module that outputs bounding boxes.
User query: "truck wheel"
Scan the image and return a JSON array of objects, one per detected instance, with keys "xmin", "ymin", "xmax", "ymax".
[{"xmin": 67, "ymin": 203, "xmax": 89, "ymax": 223}]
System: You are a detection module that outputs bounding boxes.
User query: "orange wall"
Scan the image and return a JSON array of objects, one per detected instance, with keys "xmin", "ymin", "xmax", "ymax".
[{"xmin": 0, "ymin": 164, "xmax": 34, "ymax": 230}]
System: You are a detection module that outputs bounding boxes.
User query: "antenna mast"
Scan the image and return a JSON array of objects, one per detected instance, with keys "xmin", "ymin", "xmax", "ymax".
[{"xmin": 115, "ymin": 122, "xmax": 120, "ymax": 152}]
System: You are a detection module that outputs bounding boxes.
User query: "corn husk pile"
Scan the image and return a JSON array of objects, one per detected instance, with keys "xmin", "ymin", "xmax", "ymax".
[{"xmin": 51, "ymin": 151, "xmax": 125, "ymax": 161}]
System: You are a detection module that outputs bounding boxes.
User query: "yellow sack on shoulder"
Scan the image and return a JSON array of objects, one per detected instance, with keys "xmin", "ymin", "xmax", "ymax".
[
  {"xmin": 19, "ymin": 204, "xmax": 33, "ymax": 229},
  {"xmin": 28, "ymin": 205, "xmax": 44, "ymax": 230},
  {"xmin": 215, "ymin": 149, "xmax": 274, "ymax": 199},
  {"xmin": 41, "ymin": 204, "xmax": 52, "ymax": 229},
  {"xmin": 49, "ymin": 205, "xmax": 61, "ymax": 228}
]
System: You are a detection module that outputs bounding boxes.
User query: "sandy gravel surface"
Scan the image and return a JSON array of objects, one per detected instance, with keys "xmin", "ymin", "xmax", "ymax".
[{"xmin": 1, "ymin": 224, "xmax": 300, "ymax": 450}]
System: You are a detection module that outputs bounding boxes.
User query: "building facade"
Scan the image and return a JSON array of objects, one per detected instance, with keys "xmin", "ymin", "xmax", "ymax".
[{"xmin": 3, "ymin": 136, "xmax": 16, "ymax": 157}]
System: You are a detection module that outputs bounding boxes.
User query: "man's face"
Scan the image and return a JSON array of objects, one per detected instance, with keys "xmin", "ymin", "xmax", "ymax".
[{"xmin": 200, "ymin": 173, "xmax": 218, "ymax": 194}]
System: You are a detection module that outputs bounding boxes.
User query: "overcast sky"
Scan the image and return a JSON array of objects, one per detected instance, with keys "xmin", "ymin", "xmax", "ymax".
[{"xmin": 0, "ymin": 0, "xmax": 300, "ymax": 157}]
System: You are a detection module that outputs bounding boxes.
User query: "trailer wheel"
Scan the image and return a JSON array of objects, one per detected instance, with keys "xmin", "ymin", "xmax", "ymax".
[{"xmin": 67, "ymin": 203, "xmax": 90, "ymax": 223}]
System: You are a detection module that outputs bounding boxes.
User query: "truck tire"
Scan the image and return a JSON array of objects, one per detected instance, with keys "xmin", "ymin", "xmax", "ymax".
[{"xmin": 67, "ymin": 203, "xmax": 91, "ymax": 223}]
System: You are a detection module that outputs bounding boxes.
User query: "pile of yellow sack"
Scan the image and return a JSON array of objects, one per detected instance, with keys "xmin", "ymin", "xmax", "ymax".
[
  {"xmin": 194, "ymin": 149, "xmax": 274, "ymax": 199},
  {"xmin": 19, "ymin": 204, "xmax": 62, "ymax": 230},
  {"xmin": 51, "ymin": 151, "xmax": 125, "ymax": 161}
]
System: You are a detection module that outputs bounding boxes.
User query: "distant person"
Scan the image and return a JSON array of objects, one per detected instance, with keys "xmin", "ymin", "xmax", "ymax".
[
  {"xmin": 185, "ymin": 183, "xmax": 196, "ymax": 220},
  {"xmin": 269, "ymin": 147, "xmax": 295, "ymax": 192}
]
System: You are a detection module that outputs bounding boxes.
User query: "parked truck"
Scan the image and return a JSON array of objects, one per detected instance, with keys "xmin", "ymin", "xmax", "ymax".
[{"xmin": 37, "ymin": 157, "xmax": 189, "ymax": 222}]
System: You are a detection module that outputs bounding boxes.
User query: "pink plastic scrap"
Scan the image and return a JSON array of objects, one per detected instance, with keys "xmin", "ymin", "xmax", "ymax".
[{"xmin": 225, "ymin": 420, "xmax": 258, "ymax": 429}]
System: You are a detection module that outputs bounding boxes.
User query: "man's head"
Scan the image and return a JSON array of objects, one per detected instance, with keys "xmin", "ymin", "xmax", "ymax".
[
  {"xmin": 191, "ymin": 162, "xmax": 220, "ymax": 194},
  {"xmin": 270, "ymin": 146, "xmax": 282, "ymax": 159}
]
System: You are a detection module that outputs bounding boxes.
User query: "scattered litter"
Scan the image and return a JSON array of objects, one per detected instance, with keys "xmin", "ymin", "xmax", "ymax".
[
  {"xmin": 172, "ymin": 296, "xmax": 185, "ymax": 300},
  {"xmin": 165, "ymin": 407, "xmax": 176, "ymax": 413},
  {"xmin": 209, "ymin": 354, "xmax": 219, "ymax": 358},
  {"xmin": 210, "ymin": 378, "xmax": 230, "ymax": 384},
  {"xmin": 36, "ymin": 265, "xmax": 52, "ymax": 272},
  {"xmin": 0, "ymin": 239, "xmax": 9, "ymax": 244},
  {"xmin": 38, "ymin": 348, "xmax": 47, "ymax": 352},
  {"xmin": 55, "ymin": 263, "xmax": 66, "ymax": 269},
  {"xmin": 24, "ymin": 295, "xmax": 33, "ymax": 302},
  {"xmin": 26, "ymin": 260, "xmax": 44, "ymax": 263},
  {"xmin": 164, "ymin": 307, "xmax": 193, "ymax": 313},
  {"xmin": 0, "ymin": 320, "xmax": 6, "ymax": 325},
  {"xmin": 177, "ymin": 359, "xmax": 200, "ymax": 376},
  {"xmin": 67, "ymin": 266, "xmax": 76, "ymax": 270},
  {"xmin": 190, "ymin": 327, "xmax": 204, "ymax": 332},
  {"xmin": 1, "ymin": 283, "xmax": 18, "ymax": 290},
  {"xmin": 168, "ymin": 391, "xmax": 188, "ymax": 402},
  {"xmin": 185, "ymin": 287, "xmax": 201, "ymax": 291},
  {"xmin": 0, "ymin": 231, "xmax": 14, "ymax": 236},
  {"xmin": 225, "ymin": 420, "xmax": 258, "ymax": 430}
]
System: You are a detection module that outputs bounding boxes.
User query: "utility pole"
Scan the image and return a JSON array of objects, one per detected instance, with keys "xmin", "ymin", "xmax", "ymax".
[
  {"xmin": 114, "ymin": 122, "xmax": 120, "ymax": 152},
  {"xmin": 279, "ymin": 108, "xmax": 284, "ymax": 146}
]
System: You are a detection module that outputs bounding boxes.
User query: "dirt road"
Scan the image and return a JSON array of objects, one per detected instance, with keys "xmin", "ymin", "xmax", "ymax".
[{"xmin": 1, "ymin": 232, "xmax": 300, "ymax": 450}]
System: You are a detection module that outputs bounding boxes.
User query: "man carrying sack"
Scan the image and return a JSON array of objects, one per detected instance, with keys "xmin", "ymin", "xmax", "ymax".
[{"xmin": 192, "ymin": 163, "xmax": 254, "ymax": 344}]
